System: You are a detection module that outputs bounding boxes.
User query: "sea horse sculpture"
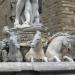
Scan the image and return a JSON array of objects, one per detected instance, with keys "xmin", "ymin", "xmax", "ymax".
[
  {"xmin": 2, "ymin": 26, "xmax": 23, "ymax": 62},
  {"xmin": 46, "ymin": 32, "xmax": 73, "ymax": 62},
  {"xmin": 25, "ymin": 31, "xmax": 47, "ymax": 62}
]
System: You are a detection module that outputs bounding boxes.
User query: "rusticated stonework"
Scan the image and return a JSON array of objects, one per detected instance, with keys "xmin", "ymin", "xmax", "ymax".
[
  {"xmin": 41, "ymin": 0, "xmax": 75, "ymax": 34},
  {"xmin": 0, "ymin": 0, "xmax": 75, "ymax": 40},
  {"xmin": 0, "ymin": 0, "xmax": 16, "ymax": 39}
]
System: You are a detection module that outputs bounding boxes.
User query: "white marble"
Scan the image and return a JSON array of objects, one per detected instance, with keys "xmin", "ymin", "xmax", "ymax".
[{"xmin": 14, "ymin": 0, "xmax": 40, "ymax": 28}]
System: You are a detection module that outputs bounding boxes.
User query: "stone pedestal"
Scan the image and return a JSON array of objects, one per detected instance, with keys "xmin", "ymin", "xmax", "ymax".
[
  {"xmin": 9, "ymin": 25, "xmax": 48, "ymax": 61},
  {"xmin": 10, "ymin": 25, "xmax": 48, "ymax": 44},
  {"xmin": 0, "ymin": 62, "xmax": 75, "ymax": 75}
]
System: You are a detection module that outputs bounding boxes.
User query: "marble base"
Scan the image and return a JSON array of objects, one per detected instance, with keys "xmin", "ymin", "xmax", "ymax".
[
  {"xmin": 11, "ymin": 24, "xmax": 47, "ymax": 32},
  {"xmin": 9, "ymin": 24, "xmax": 48, "ymax": 47}
]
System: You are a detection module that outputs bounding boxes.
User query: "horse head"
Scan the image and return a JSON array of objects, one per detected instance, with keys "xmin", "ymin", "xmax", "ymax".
[
  {"xmin": 60, "ymin": 33, "xmax": 74, "ymax": 52},
  {"xmin": 10, "ymin": 32, "xmax": 20, "ymax": 49},
  {"xmin": 47, "ymin": 32, "xmax": 71, "ymax": 46},
  {"xmin": 31, "ymin": 31, "xmax": 41, "ymax": 49}
]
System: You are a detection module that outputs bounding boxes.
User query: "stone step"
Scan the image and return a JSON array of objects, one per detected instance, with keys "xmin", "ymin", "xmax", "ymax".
[{"xmin": 0, "ymin": 62, "xmax": 75, "ymax": 72}]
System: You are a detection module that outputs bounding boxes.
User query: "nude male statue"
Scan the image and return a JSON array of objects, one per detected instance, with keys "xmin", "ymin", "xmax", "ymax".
[{"xmin": 14, "ymin": 0, "xmax": 40, "ymax": 28}]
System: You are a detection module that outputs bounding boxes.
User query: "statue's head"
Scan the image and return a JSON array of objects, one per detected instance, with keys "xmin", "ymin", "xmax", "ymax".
[
  {"xmin": 31, "ymin": 31, "xmax": 41, "ymax": 48},
  {"xmin": 2, "ymin": 26, "xmax": 10, "ymax": 35}
]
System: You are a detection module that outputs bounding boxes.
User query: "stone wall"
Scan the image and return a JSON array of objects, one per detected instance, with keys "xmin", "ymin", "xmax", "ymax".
[
  {"xmin": 41, "ymin": 0, "xmax": 75, "ymax": 34},
  {"xmin": 0, "ymin": 0, "xmax": 16, "ymax": 39},
  {"xmin": 0, "ymin": 0, "xmax": 75, "ymax": 39}
]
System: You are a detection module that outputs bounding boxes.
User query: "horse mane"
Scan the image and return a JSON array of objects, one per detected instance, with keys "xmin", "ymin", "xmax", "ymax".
[
  {"xmin": 52, "ymin": 32, "xmax": 70, "ymax": 37},
  {"xmin": 48, "ymin": 32, "xmax": 71, "ymax": 45}
]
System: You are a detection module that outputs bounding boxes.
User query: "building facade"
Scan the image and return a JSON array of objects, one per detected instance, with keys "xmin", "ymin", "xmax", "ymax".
[
  {"xmin": 0, "ymin": 0, "xmax": 75, "ymax": 39},
  {"xmin": 42, "ymin": 0, "xmax": 75, "ymax": 34}
]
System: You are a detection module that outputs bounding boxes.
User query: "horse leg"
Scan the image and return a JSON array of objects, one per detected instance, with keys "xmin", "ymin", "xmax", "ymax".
[
  {"xmin": 53, "ymin": 56, "xmax": 61, "ymax": 62},
  {"xmin": 2, "ymin": 50, "xmax": 8, "ymax": 62},
  {"xmin": 42, "ymin": 57, "xmax": 48, "ymax": 62},
  {"xmin": 48, "ymin": 56, "xmax": 61, "ymax": 62},
  {"xmin": 16, "ymin": 51, "xmax": 23, "ymax": 62},
  {"xmin": 63, "ymin": 56, "xmax": 73, "ymax": 62},
  {"xmin": 31, "ymin": 56, "xmax": 34, "ymax": 62}
]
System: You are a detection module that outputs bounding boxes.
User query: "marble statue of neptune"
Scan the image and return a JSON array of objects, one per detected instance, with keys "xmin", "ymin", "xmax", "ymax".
[{"xmin": 14, "ymin": 0, "xmax": 40, "ymax": 28}]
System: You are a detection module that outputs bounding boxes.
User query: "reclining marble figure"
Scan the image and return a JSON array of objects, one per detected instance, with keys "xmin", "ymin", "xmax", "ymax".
[
  {"xmin": 2, "ymin": 26, "xmax": 23, "ymax": 62},
  {"xmin": 14, "ymin": 0, "xmax": 40, "ymax": 28}
]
